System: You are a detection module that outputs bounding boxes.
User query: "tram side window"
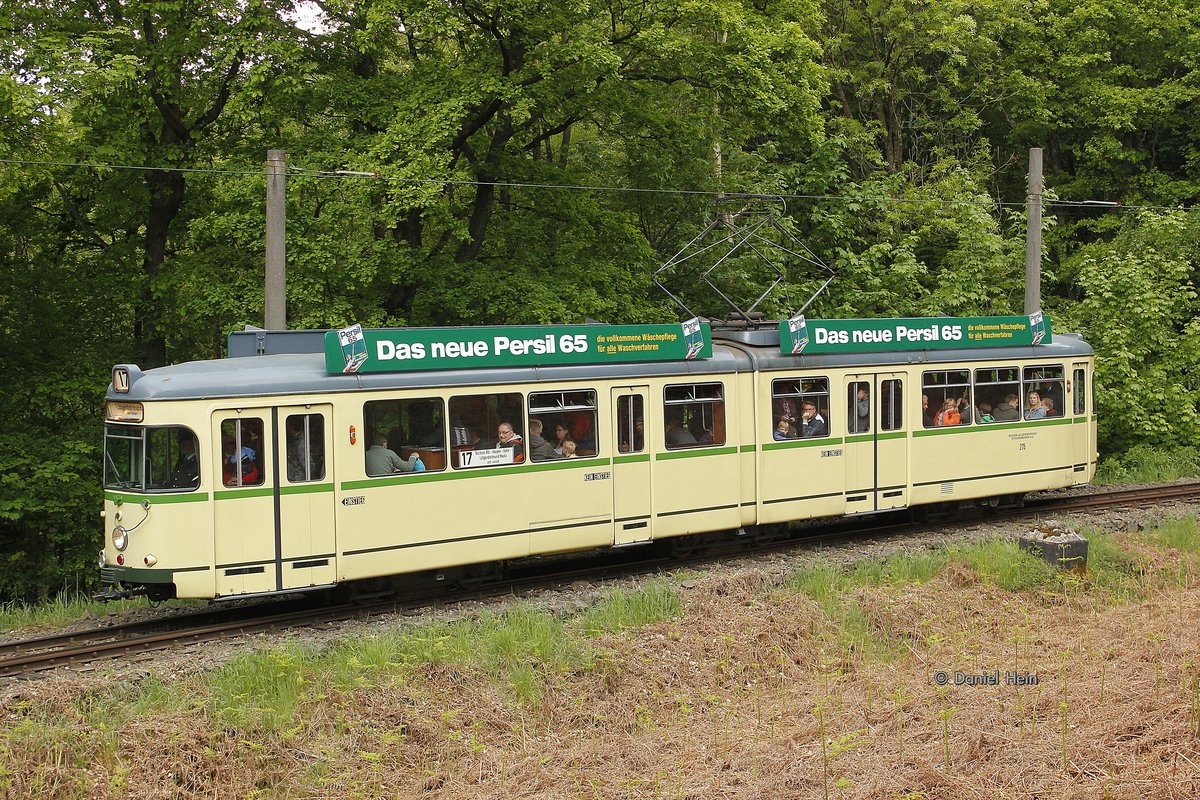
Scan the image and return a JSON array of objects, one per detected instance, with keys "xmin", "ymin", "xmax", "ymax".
[
  {"xmin": 221, "ymin": 419, "xmax": 264, "ymax": 487},
  {"xmin": 617, "ymin": 395, "xmax": 645, "ymax": 453},
  {"xmin": 664, "ymin": 383, "xmax": 725, "ymax": 449},
  {"xmin": 448, "ymin": 392, "xmax": 524, "ymax": 468},
  {"xmin": 1073, "ymin": 369, "xmax": 1086, "ymax": 415},
  {"xmin": 1024, "ymin": 365, "xmax": 1065, "ymax": 419},
  {"xmin": 363, "ymin": 398, "xmax": 446, "ymax": 475},
  {"xmin": 974, "ymin": 367, "xmax": 1020, "ymax": 423},
  {"xmin": 285, "ymin": 414, "xmax": 326, "ymax": 482},
  {"xmin": 922, "ymin": 370, "xmax": 971, "ymax": 427},
  {"xmin": 880, "ymin": 379, "xmax": 903, "ymax": 432},
  {"xmin": 771, "ymin": 378, "xmax": 829, "ymax": 439},
  {"xmin": 529, "ymin": 389, "xmax": 598, "ymax": 460},
  {"xmin": 134, "ymin": 426, "xmax": 199, "ymax": 491},
  {"xmin": 848, "ymin": 381, "xmax": 870, "ymax": 433}
]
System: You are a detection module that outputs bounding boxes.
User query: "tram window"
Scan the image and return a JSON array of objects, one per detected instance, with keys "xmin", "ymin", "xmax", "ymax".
[
  {"xmin": 617, "ymin": 395, "xmax": 645, "ymax": 453},
  {"xmin": 285, "ymin": 414, "xmax": 326, "ymax": 482},
  {"xmin": 448, "ymin": 392, "xmax": 524, "ymax": 468},
  {"xmin": 220, "ymin": 418, "xmax": 265, "ymax": 487},
  {"xmin": 664, "ymin": 383, "xmax": 725, "ymax": 449},
  {"xmin": 529, "ymin": 390, "xmax": 598, "ymax": 459},
  {"xmin": 973, "ymin": 367, "xmax": 1020, "ymax": 424},
  {"xmin": 363, "ymin": 398, "xmax": 446, "ymax": 474},
  {"xmin": 848, "ymin": 381, "xmax": 870, "ymax": 433},
  {"xmin": 102, "ymin": 425, "xmax": 199, "ymax": 492},
  {"xmin": 1023, "ymin": 365, "xmax": 1065, "ymax": 419},
  {"xmin": 771, "ymin": 377, "xmax": 829, "ymax": 439},
  {"xmin": 922, "ymin": 370, "xmax": 971, "ymax": 427},
  {"xmin": 1073, "ymin": 369, "xmax": 1086, "ymax": 415},
  {"xmin": 880, "ymin": 380, "xmax": 903, "ymax": 432}
]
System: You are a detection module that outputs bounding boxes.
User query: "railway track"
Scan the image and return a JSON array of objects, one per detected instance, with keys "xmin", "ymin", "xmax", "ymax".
[{"xmin": 3, "ymin": 481, "xmax": 1196, "ymax": 680}]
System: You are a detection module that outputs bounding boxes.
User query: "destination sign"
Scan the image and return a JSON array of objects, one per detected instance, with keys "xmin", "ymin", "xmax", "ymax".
[
  {"xmin": 780, "ymin": 313, "xmax": 1051, "ymax": 354},
  {"xmin": 325, "ymin": 320, "xmax": 711, "ymax": 374}
]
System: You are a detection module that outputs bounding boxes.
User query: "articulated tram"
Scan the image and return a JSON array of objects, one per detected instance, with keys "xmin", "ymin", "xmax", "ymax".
[{"xmin": 100, "ymin": 317, "xmax": 1095, "ymax": 600}]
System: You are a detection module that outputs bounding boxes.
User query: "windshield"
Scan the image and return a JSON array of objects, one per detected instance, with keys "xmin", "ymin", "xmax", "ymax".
[{"xmin": 104, "ymin": 424, "xmax": 200, "ymax": 492}]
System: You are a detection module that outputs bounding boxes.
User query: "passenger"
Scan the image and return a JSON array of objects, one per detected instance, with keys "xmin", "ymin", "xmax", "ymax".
[
  {"xmin": 665, "ymin": 415, "xmax": 697, "ymax": 446},
  {"xmin": 1041, "ymin": 396, "xmax": 1057, "ymax": 417},
  {"xmin": 222, "ymin": 431, "xmax": 259, "ymax": 486},
  {"xmin": 936, "ymin": 398, "xmax": 961, "ymax": 427},
  {"xmin": 497, "ymin": 422, "xmax": 525, "ymax": 463},
  {"xmin": 562, "ymin": 440, "xmax": 578, "ymax": 458},
  {"xmin": 978, "ymin": 402, "xmax": 995, "ymax": 424},
  {"xmin": 1026, "ymin": 390, "xmax": 1046, "ymax": 420},
  {"xmin": 527, "ymin": 419, "xmax": 560, "ymax": 461},
  {"xmin": 956, "ymin": 394, "xmax": 973, "ymax": 424},
  {"xmin": 170, "ymin": 436, "xmax": 199, "ymax": 488},
  {"xmin": 365, "ymin": 434, "xmax": 419, "ymax": 476},
  {"xmin": 921, "ymin": 394, "xmax": 936, "ymax": 427},
  {"xmin": 799, "ymin": 400, "xmax": 828, "ymax": 438},
  {"xmin": 774, "ymin": 417, "xmax": 795, "ymax": 440},
  {"xmin": 286, "ymin": 417, "xmax": 308, "ymax": 482},
  {"xmin": 992, "ymin": 393, "xmax": 1020, "ymax": 421},
  {"xmin": 633, "ymin": 416, "xmax": 645, "ymax": 451},
  {"xmin": 552, "ymin": 422, "xmax": 570, "ymax": 456},
  {"xmin": 851, "ymin": 386, "xmax": 870, "ymax": 432}
]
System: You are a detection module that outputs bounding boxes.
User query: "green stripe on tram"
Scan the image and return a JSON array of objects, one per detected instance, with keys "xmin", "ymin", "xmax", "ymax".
[
  {"xmin": 280, "ymin": 482, "xmax": 335, "ymax": 496},
  {"xmin": 341, "ymin": 454, "xmax": 611, "ymax": 491},
  {"xmin": 214, "ymin": 486, "xmax": 276, "ymax": 501},
  {"xmin": 104, "ymin": 491, "xmax": 210, "ymax": 505},
  {"xmin": 613, "ymin": 454, "xmax": 651, "ymax": 465},
  {"xmin": 913, "ymin": 417, "xmax": 1074, "ymax": 438},
  {"xmin": 762, "ymin": 436, "xmax": 843, "ymax": 452},
  {"xmin": 739, "ymin": 444, "xmax": 756, "ymax": 453}
]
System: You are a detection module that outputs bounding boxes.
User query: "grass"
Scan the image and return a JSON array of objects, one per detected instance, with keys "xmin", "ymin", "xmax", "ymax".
[
  {"xmin": 1094, "ymin": 444, "xmax": 1200, "ymax": 485},
  {"xmin": 0, "ymin": 593, "xmax": 169, "ymax": 633}
]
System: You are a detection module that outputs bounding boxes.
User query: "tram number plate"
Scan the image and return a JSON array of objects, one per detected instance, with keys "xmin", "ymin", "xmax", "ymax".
[
  {"xmin": 342, "ymin": 496, "xmax": 366, "ymax": 506},
  {"xmin": 584, "ymin": 472, "xmax": 612, "ymax": 482},
  {"xmin": 820, "ymin": 449, "xmax": 843, "ymax": 458}
]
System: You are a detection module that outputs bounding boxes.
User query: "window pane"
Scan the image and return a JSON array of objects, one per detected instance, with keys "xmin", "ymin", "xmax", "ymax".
[
  {"xmin": 285, "ymin": 414, "xmax": 326, "ymax": 482},
  {"xmin": 221, "ymin": 419, "xmax": 264, "ymax": 487},
  {"xmin": 1073, "ymin": 369, "xmax": 1086, "ymax": 415},
  {"xmin": 771, "ymin": 377, "xmax": 829, "ymax": 439},
  {"xmin": 973, "ymin": 367, "xmax": 1020, "ymax": 424},
  {"xmin": 848, "ymin": 382, "xmax": 870, "ymax": 434},
  {"xmin": 1023, "ymin": 365, "xmax": 1064, "ymax": 420},
  {"xmin": 881, "ymin": 380, "xmax": 903, "ymax": 431},
  {"xmin": 665, "ymin": 383, "xmax": 725, "ymax": 449},
  {"xmin": 922, "ymin": 371, "xmax": 971, "ymax": 428},
  {"xmin": 103, "ymin": 425, "xmax": 143, "ymax": 490},
  {"xmin": 448, "ymin": 393, "xmax": 524, "ymax": 468},
  {"xmin": 617, "ymin": 395, "xmax": 645, "ymax": 453},
  {"xmin": 529, "ymin": 390, "xmax": 597, "ymax": 460},
  {"xmin": 363, "ymin": 398, "xmax": 446, "ymax": 475}
]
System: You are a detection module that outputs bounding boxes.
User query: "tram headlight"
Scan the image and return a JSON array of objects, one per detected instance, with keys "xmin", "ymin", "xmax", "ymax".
[{"xmin": 112, "ymin": 526, "xmax": 129, "ymax": 552}]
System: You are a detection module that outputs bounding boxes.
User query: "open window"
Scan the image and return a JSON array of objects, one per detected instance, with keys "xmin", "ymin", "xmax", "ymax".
[
  {"xmin": 663, "ymin": 383, "xmax": 725, "ymax": 449},
  {"xmin": 529, "ymin": 389, "xmax": 598, "ymax": 459},
  {"xmin": 771, "ymin": 377, "xmax": 829, "ymax": 439}
]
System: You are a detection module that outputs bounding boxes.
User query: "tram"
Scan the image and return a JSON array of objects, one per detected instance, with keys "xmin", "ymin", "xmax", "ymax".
[{"xmin": 99, "ymin": 315, "xmax": 1095, "ymax": 600}]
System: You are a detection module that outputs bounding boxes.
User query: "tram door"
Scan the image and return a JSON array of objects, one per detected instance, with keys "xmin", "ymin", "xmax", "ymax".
[
  {"xmin": 212, "ymin": 410, "xmax": 276, "ymax": 597},
  {"xmin": 275, "ymin": 405, "xmax": 336, "ymax": 590},
  {"xmin": 1071, "ymin": 363, "xmax": 1092, "ymax": 480},
  {"xmin": 843, "ymin": 374, "xmax": 909, "ymax": 513},
  {"xmin": 612, "ymin": 388, "xmax": 652, "ymax": 545}
]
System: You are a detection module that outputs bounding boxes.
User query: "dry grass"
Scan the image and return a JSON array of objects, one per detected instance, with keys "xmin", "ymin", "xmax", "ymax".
[{"xmin": 3, "ymin": 524, "xmax": 1200, "ymax": 799}]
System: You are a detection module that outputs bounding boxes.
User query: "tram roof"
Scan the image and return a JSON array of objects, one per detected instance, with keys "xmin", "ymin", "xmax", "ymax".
[{"xmin": 109, "ymin": 327, "xmax": 1093, "ymax": 402}]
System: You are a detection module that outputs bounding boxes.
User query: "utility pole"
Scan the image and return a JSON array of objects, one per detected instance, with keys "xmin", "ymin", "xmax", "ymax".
[
  {"xmin": 265, "ymin": 149, "xmax": 287, "ymax": 329},
  {"xmin": 1024, "ymin": 147, "xmax": 1042, "ymax": 315}
]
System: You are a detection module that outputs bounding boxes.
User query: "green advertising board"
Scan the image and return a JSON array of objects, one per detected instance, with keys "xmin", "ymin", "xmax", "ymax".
[
  {"xmin": 325, "ymin": 320, "xmax": 711, "ymax": 374},
  {"xmin": 780, "ymin": 313, "xmax": 1051, "ymax": 355}
]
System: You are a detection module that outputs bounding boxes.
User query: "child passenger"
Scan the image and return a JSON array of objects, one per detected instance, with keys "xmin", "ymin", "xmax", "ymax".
[{"xmin": 562, "ymin": 440, "xmax": 578, "ymax": 458}]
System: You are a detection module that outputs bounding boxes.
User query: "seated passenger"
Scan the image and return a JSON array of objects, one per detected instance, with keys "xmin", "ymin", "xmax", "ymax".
[
  {"xmin": 936, "ymin": 398, "xmax": 961, "ymax": 427},
  {"xmin": 956, "ymin": 394, "xmax": 973, "ymax": 424},
  {"xmin": 222, "ymin": 432, "xmax": 259, "ymax": 486},
  {"xmin": 1026, "ymin": 390, "xmax": 1046, "ymax": 420},
  {"xmin": 774, "ymin": 417, "xmax": 796, "ymax": 440},
  {"xmin": 665, "ymin": 415, "xmax": 697, "ymax": 446},
  {"xmin": 365, "ymin": 434, "xmax": 419, "ymax": 475},
  {"xmin": 527, "ymin": 419, "xmax": 560, "ymax": 461},
  {"xmin": 552, "ymin": 422, "xmax": 570, "ymax": 456},
  {"xmin": 921, "ymin": 394, "xmax": 936, "ymax": 427},
  {"xmin": 991, "ymin": 393, "xmax": 1020, "ymax": 421},
  {"xmin": 497, "ymin": 422, "xmax": 524, "ymax": 463},
  {"xmin": 799, "ymin": 400, "xmax": 827, "ymax": 438},
  {"xmin": 1041, "ymin": 396, "xmax": 1058, "ymax": 417},
  {"xmin": 562, "ymin": 440, "xmax": 578, "ymax": 458},
  {"xmin": 977, "ymin": 402, "xmax": 994, "ymax": 424}
]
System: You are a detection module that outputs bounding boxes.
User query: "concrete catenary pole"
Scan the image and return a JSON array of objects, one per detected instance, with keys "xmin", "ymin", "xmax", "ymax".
[
  {"xmin": 1024, "ymin": 147, "xmax": 1043, "ymax": 315},
  {"xmin": 265, "ymin": 149, "xmax": 287, "ymax": 329}
]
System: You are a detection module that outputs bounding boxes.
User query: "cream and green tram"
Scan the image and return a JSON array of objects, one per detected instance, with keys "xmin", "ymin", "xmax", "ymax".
[{"xmin": 99, "ymin": 321, "xmax": 1095, "ymax": 601}]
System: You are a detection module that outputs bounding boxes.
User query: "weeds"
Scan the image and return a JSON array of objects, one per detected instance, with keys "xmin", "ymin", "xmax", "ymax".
[{"xmin": 1094, "ymin": 444, "xmax": 1200, "ymax": 484}]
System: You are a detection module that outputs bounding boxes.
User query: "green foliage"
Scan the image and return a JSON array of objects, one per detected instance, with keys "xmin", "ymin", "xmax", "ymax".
[
  {"xmin": 1095, "ymin": 445, "xmax": 1200, "ymax": 484},
  {"xmin": 957, "ymin": 539, "xmax": 1058, "ymax": 592},
  {"xmin": 575, "ymin": 581, "xmax": 682, "ymax": 636}
]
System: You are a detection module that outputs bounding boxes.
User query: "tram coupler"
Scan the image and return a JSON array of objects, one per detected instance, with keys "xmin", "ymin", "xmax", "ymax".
[{"xmin": 92, "ymin": 585, "xmax": 148, "ymax": 602}]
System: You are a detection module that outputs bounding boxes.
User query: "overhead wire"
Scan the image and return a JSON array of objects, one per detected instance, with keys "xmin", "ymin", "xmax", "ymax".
[{"xmin": 0, "ymin": 156, "xmax": 1195, "ymax": 212}]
